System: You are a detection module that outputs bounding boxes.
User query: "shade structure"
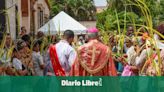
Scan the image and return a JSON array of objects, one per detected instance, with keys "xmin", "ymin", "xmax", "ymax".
[{"xmin": 38, "ymin": 11, "xmax": 87, "ymax": 35}]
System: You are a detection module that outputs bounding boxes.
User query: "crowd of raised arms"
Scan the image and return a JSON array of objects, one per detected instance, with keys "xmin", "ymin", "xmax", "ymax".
[{"xmin": 0, "ymin": 23, "xmax": 164, "ymax": 76}]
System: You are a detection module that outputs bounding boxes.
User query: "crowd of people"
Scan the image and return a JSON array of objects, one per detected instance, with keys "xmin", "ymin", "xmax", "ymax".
[{"xmin": 0, "ymin": 23, "xmax": 164, "ymax": 76}]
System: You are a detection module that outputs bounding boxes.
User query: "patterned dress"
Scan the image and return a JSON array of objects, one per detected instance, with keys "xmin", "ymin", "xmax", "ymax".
[{"xmin": 20, "ymin": 47, "xmax": 35, "ymax": 75}]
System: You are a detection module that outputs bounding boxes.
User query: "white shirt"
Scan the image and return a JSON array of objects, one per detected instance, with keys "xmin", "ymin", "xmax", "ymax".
[
  {"xmin": 126, "ymin": 46, "xmax": 137, "ymax": 65},
  {"xmin": 32, "ymin": 51, "xmax": 44, "ymax": 76},
  {"xmin": 55, "ymin": 40, "xmax": 76, "ymax": 75},
  {"xmin": 12, "ymin": 58, "xmax": 22, "ymax": 70},
  {"xmin": 0, "ymin": 48, "xmax": 11, "ymax": 66},
  {"xmin": 135, "ymin": 48, "xmax": 151, "ymax": 68},
  {"xmin": 154, "ymin": 34, "xmax": 164, "ymax": 49}
]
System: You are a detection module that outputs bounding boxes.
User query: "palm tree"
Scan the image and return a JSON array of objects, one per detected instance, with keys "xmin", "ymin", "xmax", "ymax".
[{"xmin": 50, "ymin": 0, "xmax": 96, "ymax": 21}]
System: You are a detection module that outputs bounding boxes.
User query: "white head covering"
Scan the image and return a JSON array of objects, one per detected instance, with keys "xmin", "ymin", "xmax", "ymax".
[{"xmin": 154, "ymin": 34, "xmax": 164, "ymax": 49}]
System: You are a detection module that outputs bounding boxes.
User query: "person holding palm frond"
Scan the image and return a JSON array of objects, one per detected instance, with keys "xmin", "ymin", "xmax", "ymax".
[
  {"xmin": 157, "ymin": 23, "xmax": 164, "ymax": 75},
  {"xmin": 0, "ymin": 33, "xmax": 15, "ymax": 76},
  {"xmin": 32, "ymin": 40, "xmax": 45, "ymax": 76},
  {"xmin": 147, "ymin": 23, "xmax": 164, "ymax": 76},
  {"xmin": 3, "ymin": 33, "xmax": 15, "ymax": 76},
  {"xmin": 160, "ymin": 49, "xmax": 164, "ymax": 75},
  {"xmin": 19, "ymin": 26, "xmax": 27, "ymax": 38},
  {"xmin": 122, "ymin": 37, "xmax": 143, "ymax": 76},
  {"xmin": 12, "ymin": 47, "xmax": 28, "ymax": 76},
  {"xmin": 0, "ymin": 31, "xmax": 5, "ymax": 75},
  {"xmin": 17, "ymin": 39, "xmax": 34, "ymax": 76}
]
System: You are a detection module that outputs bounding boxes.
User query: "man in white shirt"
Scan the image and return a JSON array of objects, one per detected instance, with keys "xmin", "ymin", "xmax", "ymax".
[{"xmin": 45, "ymin": 30, "xmax": 77, "ymax": 76}]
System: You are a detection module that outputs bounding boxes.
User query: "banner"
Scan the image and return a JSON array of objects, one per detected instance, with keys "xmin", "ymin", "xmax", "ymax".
[{"xmin": 0, "ymin": 77, "xmax": 164, "ymax": 92}]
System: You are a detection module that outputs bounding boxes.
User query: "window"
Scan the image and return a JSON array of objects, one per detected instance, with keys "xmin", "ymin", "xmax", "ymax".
[
  {"xmin": 38, "ymin": 8, "xmax": 44, "ymax": 28},
  {"xmin": 21, "ymin": 0, "xmax": 28, "ymax": 17}
]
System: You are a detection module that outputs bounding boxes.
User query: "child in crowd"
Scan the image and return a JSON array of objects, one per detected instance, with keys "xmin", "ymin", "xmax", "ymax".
[
  {"xmin": 32, "ymin": 40, "xmax": 45, "ymax": 76},
  {"xmin": 12, "ymin": 47, "xmax": 28, "ymax": 76}
]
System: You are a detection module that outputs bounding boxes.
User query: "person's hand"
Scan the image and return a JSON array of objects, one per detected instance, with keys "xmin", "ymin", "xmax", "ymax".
[
  {"xmin": 28, "ymin": 62, "xmax": 33, "ymax": 68},
  {"xmin": 118, "ymin": 57, "xmax": 128, "ymax": 66},
  {"xmin": 130, "ymin": 66, "xmax": 139, "ymax": 74},
  {"xmin": 117, "ymin": 57, "xmax": 122, "ymax": 62},
  {"xmin": 23, "ymin": 70, "xmax": 28, "ymax": 74},
  {"xmin": 123, "ymin": 54, "xmax": 128, "ymax": 58},
  {"xmin": 6, "ymin": 67, "xmax": 15, "ymax": 75},
  {"xmin": 18, "ymin": 70, "xmax": 28, "ymax": 76},
  {"xmin": 0, "ymin": 66, "xmax": 3, "ymax": 75},
  {"xmin": 136, "ymin": 45, "xmax": 140, "ymax": 54}
]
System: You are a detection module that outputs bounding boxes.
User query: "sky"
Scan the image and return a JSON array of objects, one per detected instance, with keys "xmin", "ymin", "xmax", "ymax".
[{"xmin": 93, "ymin": 0, "xmax": 107, "ymax": 7}]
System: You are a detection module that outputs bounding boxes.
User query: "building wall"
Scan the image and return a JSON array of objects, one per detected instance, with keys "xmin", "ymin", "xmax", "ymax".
[
  {"xmin": 4, "ymin": 0, "xmax": 22, "ymax": 39},
  {"xmin": 33, "ymin": 0, "xmax": 50, "ymax": 34},
  {"xmin": 79, "ymin": 21, "xmax": 96, "ymax": 29},
  {"xmin": 0, "ymin": 0, "xmax": 6, "ymax": 32},
  {"xmin": 21, "ymin": 0, "xmax": 31, "ymax": 34},
  {"xmin": 96, "ymin": 7, "xmax": 107, "ymax": 13},
  {"xmin": 22, "ymin": 17, "xmax": 30, "ymax": 32},
  {"xmin": 2, "ymin": 0, "xmax": 50, "ymax": 39},
  {"xmin": 17, "ymin": 0, "xmax": 22, "ymax": 29},
  {"xmin": 6, "ymin": 0, "xmax": 16, "ymax": 39},
  {"xmin": 21, "ymin": 0, "xmax": 50, "ymax": 34}
]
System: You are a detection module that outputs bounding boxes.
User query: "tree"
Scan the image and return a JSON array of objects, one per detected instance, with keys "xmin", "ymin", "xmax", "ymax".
[
  {"xmin": 97, "ymin": 0, "xmax": 164, "ymax": 32},
  {"xmin": 49, "ymin": 0, "xmax": 96, "ymax": 21}
]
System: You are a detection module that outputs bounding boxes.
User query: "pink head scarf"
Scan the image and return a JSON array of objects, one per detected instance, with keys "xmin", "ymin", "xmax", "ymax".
[{"xmin": 87, "ymin": 27, "xmax": 99, "ymax": 33}]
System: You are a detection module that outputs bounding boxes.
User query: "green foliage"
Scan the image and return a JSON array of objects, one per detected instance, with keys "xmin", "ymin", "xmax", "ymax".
[
  {"xmin": 49, "ymin": 0, "xmax": 96, "ymax": 21},
  {"xmin": 96, "ymin": 8, "xmax": 145, "ymax": 32},
  {"xmin": 97, "ymin": 0, "xmax": 164, "ymax": 32},
  {"xmin": 97, "ymin": 0, "xmax": 164, "ymax": 75}
]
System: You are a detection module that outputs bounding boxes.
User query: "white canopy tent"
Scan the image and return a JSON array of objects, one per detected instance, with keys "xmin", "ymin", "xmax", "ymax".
[{"xmin": 38, "ymin": 11, "xmax": 87, "ymax": 35}]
